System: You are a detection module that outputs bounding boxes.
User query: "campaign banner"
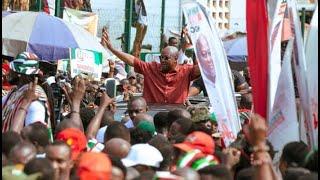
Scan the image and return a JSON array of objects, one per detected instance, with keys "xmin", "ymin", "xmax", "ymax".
[
  {"xmin": 69, "ymin": 48, "xmax": 103, "ymax": 81},
  {"xmin": 182, "ymin": 0, "xmax": 241, "ymax": 146},
  {"xmin": 287, "ymin": 0, "xmax": 315, "ymax": 148},
  {"xmin": 304, "ymin": 5, "xmax": 318, "ymax": 148},
  {"xmin": 268, "ymin": 0, "xmax": 287, "ymax": 117},
  {"xmin": 63, "ymin": 8, "xmax": 99, "ymax": 36},
  {"xmin": 267, "ymin": 39, "xmax": 299, "ymax": 156}
]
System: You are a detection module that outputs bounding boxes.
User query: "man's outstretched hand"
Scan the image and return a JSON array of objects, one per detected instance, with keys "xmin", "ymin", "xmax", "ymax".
[{"xmin": 101, "ymin": 29, "xmax": 113, "ymax": 50}]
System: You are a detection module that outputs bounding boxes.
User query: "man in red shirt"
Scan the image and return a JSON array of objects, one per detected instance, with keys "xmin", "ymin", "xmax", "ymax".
[{"xmin": 101, "ymin": 31, "xmax": 200, "ymax": 104}]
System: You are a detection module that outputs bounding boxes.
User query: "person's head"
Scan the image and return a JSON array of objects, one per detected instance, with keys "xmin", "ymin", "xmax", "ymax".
[
  {"xmin": 8, "ymin": 141, "xmax": 37, "ymax": 165},
  {"xmin": 136, "ymin": 83, "xmax": 143, "ymax": 93},
  {"xmin": 55, "ymin": 128, "xmax": 87, "ymax": 161},
  {"xmin": 120, "ymin": 79, "xmax": 130, "ymax": 92},
  {"xmin": 121, "ymin": 144, "xmax": 163, "ymax": 173},
  {"xmin": 104, "ymin": 121, "xmax": 131, "ymax": 143},
  {"xmin": 168, "ymin": 118, "xmax": 192, "ymax": 140},
  {"xmin": 148, "ymin": 135, "xmax": 174, "ymax": 171},
  {"xmin": 127, "ymin": 71, "xmax": 137, "ymax": 86},
  {"xmin": 80, "ymin": 107, "xmax": 96, "ymax": 131},
  {"xmin": 304, "ymin": 149, "xmax": 318, "ymax": 172},
  {"xmin": 130, "ymin": 127, "xmax": 154, "ymax": 145},
  {"xmin": 168, "ymin": 37, "xmax": 179, "ymax": 48},
  {"xmin": 198, "ymin": 164, "xmax": 232, "ymax": 180},
  {"xmin": 8, "ymin": 52, "xmax": 41, "ymax": 86},
  {"xmin": 173, "ymin": 167, "xmax": 200, "ymax": 180},
  {"xmin": 188, "ymin": 106, "xmax": 213, "ymax": 130},
  {"xmin": 104, "ymin": 138, "xmax": 131, "ymax": 159},
  {"xmin": 160, "ymin": 46, "xmax": 179, "ymax": 73},
  {"xmin": 283, "ymin": 167, "xmax": 311, "ymax": 180},
  {"xmin": 45, "ymin": 141, "xmax": 73, "ymax": 179},
  {"xmin": 126, "ymin": 167, "xmax": 140, "ymax": 180},
  {"xmin": 279, "ymin": 141, "xmax": 310, "ymax": 175},
  {"xmin": 127, "ymin": 97, "xmax": 148, "ymax": 121},
  {"xmin": 21, "ymin": 122, "xmax": 50, "ymax": 153},
  {"xmin": 133, "ymin": 112, "xmax": 153, "ymax": 127},
  {"xmin": 167, "ymin": 108, "xmax": 191, "ymax": 128},
  {"xmin": 24, "ymin": 158, "xmax": 55, "ymax": 180},
  {"xmin": 153, "ymin": 112, "xmax": 169, "ymax": 136},
  {"xmin": 196, "ymin": 34, "xmax": 215, "ymax": 79},
  {"xmin": 136, "ymin": 73, "xmax": 144, "ymax": 85},
  {"xmin": 109, "ymin": 156, "xmax": 127, "ymax": 180},
  {"xmin": 76, "ymin": 152, "xmax": 112, "ymax": 180},
  {"xmin": 174, "ymin": 131, "xmax": 215, "ymax": 155},
  {"xmin": 2, "ymin": 131, "xmax": 22, "ymax": 157}
]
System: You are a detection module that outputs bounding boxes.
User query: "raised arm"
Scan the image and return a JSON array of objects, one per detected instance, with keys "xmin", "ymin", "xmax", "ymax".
[
  {"xmin": 86, "ymin": 92, "xmax": 113, "ymax": 139},
  {"xmin": 11, "ymin": 78, "xmax": 39, "ymax": 133},
  {"xmin": 101, "ymin": 29, "xmax": 135, "ymax": 66}
]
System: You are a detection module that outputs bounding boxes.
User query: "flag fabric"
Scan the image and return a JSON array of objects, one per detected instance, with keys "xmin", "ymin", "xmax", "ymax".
[
  {"xmin": 246, "ymin": 0, "xmax": 269, "ymax": 118},
  {"xmin": 287, "ymin": 0, "xmax": 315, "ymax": 148},
  {"xmin": 304, "ymin": 5, "xmax": 318, "ymax": 148},
  {"xmin": 182, "ymin": 0, "xmax": 241, "ymax": 146},
  {"xmin": 268, "ymin": 0, "xmax": 287, "ymax": 117},
  {"xmin": 267, "ymin": 39, "xmax": 299, "ymax": 160},
  {"xmin": 63, "ymin": 8, "xmax": 99, "ymax": 36}
]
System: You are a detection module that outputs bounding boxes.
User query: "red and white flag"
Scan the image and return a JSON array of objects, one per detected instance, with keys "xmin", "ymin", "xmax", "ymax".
[
  {"xmin": 246, "ymin": 0, "xmax": 269, "ymax": 119},
  {"xmin": 182, "ymin": 0, "xmax": 241, "ymax": 146}
]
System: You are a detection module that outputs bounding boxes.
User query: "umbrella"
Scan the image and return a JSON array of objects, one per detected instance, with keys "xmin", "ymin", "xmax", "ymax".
[
  {"xmin": 2, "ymin": 11, "xmax": 109, "ymax": 60},
  {"xmin": 223, "ymin": 36, "xmax": 247, "ymax": 57}
]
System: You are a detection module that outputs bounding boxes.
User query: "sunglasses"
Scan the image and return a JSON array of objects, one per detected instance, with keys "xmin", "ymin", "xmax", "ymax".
[{"xmin": 160, "ymin": 55, "xmax": 172, "ymax": 61}]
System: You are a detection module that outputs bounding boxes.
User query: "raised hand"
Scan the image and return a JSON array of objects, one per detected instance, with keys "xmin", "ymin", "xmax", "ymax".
[
  {"xmin": 249, "ymin": 113, "xmax": 268, "ymax": 146},
  {"xmin": 101, "ymin": 29, "xmax": 113, "ymax": 50},
  {"xmin": 23, "ymin": 77, "xmax": 40, "ymax": 103},
  {"xmin": 100, "ymin": 92, "xmax": 114, "ymax": 108},
  {"xmin": 70, "ymin": 76, "xmax": 86, "ymax": 105},
  {"xmin": 223, "ymin": 147, "xmax": 241, "ymax": 169}
]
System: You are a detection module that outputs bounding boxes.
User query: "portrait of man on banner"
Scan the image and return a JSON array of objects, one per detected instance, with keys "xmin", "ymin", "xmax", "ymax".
[{"xmin": 195, "ymin": 33, "xmax": 216, "ymax": 85}]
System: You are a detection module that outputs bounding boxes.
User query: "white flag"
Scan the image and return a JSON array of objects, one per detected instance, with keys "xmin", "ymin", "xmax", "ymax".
[
  {"xmin": 267, "ymin": 39, "xmax": 299, "ymax": 156},
  {"xmin": 182, "ymin": 0, "xmax": 241, "ymax": 146},
  {"xmin": 268, "ymin": 0, "xmax": 287, "ymax": 117},
  {"xmin": 304, "ymin": 5, "xmax": 318, "ymax": 148},
  {"xmin": 287, "ymin": 0, "xmax": 315, "ymax": 148}
]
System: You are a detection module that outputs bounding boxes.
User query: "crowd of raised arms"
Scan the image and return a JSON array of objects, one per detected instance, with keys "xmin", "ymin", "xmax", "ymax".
[{"xmin": 1, "ymin": 1, "xmax": 318, "ymax": 179}]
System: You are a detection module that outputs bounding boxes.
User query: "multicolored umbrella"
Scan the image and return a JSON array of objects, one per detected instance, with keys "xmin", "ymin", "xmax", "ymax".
[{"xmin": 2, "ymin": 11, "xmax": 109, "ymax": 60}]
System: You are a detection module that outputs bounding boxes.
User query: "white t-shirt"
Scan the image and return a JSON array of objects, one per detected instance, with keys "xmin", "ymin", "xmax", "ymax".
[
  {"xmin": 177, "ymin": 50, "xmax": 193, "ymax": 65},
  {"xmin": 96, "ymin": 125, "xmax": 108, "ymax": 143}
]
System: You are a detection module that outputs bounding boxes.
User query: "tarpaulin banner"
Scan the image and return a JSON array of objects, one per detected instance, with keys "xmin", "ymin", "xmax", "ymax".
[
  {"xmin": 267, "ymin": 39, "xmax": 299, "ymax": 159},
  {"xmin": 182, "ymin": 0, "xmax": 241, "ymax": 146},
  {"xmin": 304, "ymin": 5, "xmax": 318, "ymax": 148},
  {"xmin": 268, "ymin": 0, "xmax": 287, "ymax": 117},
  {"xmin": 287, "ymin": 0, "xmax": 315, "ymax": 148},
  {"xmin": 63, "ymin": 8, "xmax": 99, "ymax": 36}
]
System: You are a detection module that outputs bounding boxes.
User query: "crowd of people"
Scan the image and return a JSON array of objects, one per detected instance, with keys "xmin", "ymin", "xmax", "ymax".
[{"xmin": 2, "ymin": 22, "xmax": 318, "ymax": 180}]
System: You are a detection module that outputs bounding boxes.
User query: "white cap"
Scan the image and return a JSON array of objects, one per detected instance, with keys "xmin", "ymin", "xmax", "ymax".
[{"xmin": 122, "ymin": 144, "xmax": 163, "ymax": 168}]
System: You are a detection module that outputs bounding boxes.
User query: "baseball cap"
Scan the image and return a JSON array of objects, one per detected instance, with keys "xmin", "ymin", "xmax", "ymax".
[
  {"xmin": 136, "ymin": 121, "xmax": 156, "ymax": 135},
  {"xmin": 127, "ymin": 71, "xmax": 136, "ymax": 79},
  {"xmin": 189, "ymin": 106, "xmax": 211, "ymax": 123},
  {"xmin": 10, "ymin": 52, "xmax": 41, "ymax": 75},
  {"xmin": 174, "ymin": 131, "xmax": 215, "ymax": 155},
  {"xmin": 122, "ymin": 144, "xmax": 163, "ymax": 168},
  {"xmin": 77, "ymin": 152, "xmax": 112, "ymax": 180},
  {"xmin": 55, "ymin": 128, "xmax": 87, "ymax": 160}
]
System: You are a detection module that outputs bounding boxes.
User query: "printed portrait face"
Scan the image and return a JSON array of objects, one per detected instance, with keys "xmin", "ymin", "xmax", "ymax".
[{"xmin": 196, "ymin": 34, "xmax": 216, "ymax": 83}]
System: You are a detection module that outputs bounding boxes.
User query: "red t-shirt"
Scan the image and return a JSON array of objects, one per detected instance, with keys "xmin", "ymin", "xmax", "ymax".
[{"xmin": 134, "ymin": 58, "xmax": 199, "ymax": 104}]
